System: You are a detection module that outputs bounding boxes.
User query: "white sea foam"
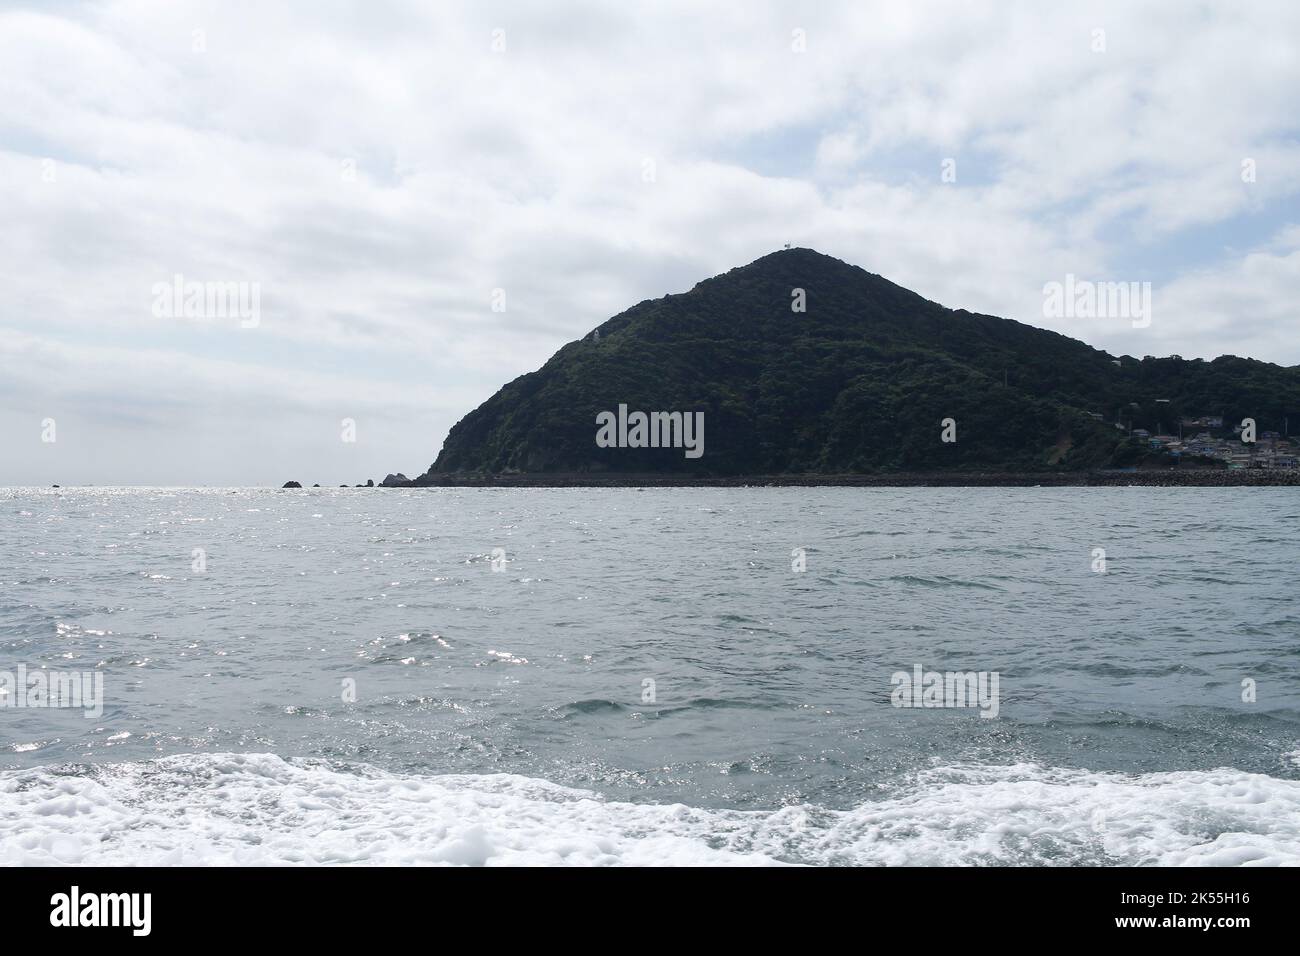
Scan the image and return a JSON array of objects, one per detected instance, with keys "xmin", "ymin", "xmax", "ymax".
[{"xmin": 2, "ymin": 754, "xmax": 1297, "ymax": 866}]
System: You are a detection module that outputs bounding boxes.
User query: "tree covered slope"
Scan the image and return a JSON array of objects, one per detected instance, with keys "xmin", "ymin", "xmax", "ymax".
[{"xmin": 425, "ymin": 249, "xmax": 1300, "ymax": 476}]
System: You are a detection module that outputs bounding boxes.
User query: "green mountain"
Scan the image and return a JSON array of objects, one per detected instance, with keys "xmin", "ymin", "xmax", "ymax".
[{"xmin": 422, "ymin": 248, "xmax": 1300, "ymax": 476}]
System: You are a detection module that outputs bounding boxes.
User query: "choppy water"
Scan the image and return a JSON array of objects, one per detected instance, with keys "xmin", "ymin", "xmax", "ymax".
[{"xmin": 2, "ymin": 486, "xmax": 1298, "ymax": 865}]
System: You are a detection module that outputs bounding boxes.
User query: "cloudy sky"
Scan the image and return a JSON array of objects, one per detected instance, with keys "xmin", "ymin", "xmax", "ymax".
[{"xmin": 2, "ymin": 1, "xmax": 1298, "ymax": 485}]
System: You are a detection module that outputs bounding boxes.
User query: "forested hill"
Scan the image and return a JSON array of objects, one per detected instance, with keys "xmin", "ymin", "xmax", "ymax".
[{"xmin": 422, "ymin": 248, "xmax": 1300, "ymax": 476}]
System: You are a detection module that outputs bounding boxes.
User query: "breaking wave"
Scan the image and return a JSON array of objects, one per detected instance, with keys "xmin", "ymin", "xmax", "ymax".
[{"xmin": 3, "ymin": 753, "xmax": 1297, "ymax": 866}]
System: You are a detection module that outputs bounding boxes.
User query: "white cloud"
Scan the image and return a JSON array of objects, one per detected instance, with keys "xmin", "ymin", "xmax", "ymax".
[
  {"xmin": 1131, "ymin": 228, "xmax": 1300, "ymax": 362},
  {"xmin": 1, "ymin": 0, "xmax": 1297, "ymax": 483}
]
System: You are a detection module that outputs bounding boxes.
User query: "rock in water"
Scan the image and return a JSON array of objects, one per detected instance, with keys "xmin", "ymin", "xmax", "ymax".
[{"xmin": 282, "ymin": 480, "xmax": 302, "ymax": 488}]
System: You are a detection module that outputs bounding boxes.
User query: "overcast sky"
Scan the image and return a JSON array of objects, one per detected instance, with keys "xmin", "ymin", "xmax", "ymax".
[{"xmin": 2, "ymin": 1, "xmax": 1298, "ymax": 485}]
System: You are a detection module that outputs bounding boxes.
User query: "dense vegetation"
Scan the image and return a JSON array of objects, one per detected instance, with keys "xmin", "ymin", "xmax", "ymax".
[{"xmin": 426, "ymin": 249, "xmax": 1300, "ymax": 475}]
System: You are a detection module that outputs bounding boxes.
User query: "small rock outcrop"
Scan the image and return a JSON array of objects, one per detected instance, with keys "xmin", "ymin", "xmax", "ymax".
[
  {"xmin": 379, "ymin": 473, "xmax": 410, "ymax": 487},
  {"xmin": 282, "ymin": 481, "xmax": 302, "ymax": 488}
]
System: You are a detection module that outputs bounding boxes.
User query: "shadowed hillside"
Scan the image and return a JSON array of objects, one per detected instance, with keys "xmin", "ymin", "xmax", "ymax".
[{"xmin": 422, "ymin": 249, "xmax": 1300, "ymax": 477}]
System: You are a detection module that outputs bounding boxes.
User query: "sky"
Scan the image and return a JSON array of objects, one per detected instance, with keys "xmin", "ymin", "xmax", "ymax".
[{"xmin": 2, "ymin": 0, "xmax": 1298, "ymax": 485}]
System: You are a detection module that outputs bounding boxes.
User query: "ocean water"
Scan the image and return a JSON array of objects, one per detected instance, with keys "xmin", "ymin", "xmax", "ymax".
[{"xmin": 2, "ymin": 486, "xmax": 1298, "ymax": 866}]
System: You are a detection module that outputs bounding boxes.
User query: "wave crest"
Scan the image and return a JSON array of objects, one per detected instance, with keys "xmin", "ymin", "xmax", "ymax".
[{"xmin": 2, "ymin": 753, "xmax": 1297, "ymax": 866}]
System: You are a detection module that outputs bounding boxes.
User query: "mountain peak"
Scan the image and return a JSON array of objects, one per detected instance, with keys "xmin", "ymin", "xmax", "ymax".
[
  {"xmin": 737, "ymin": 245, "xmax": 859, "ymax": 273},
  {"xmin": 707, "ymin": 246, "xmax": 915, "ymax": 304}
]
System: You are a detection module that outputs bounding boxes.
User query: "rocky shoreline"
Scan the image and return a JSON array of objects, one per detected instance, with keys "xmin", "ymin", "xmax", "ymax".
[{"xmin": 358, "ymin": 469, "xmax": 1300, "ymax": 488}]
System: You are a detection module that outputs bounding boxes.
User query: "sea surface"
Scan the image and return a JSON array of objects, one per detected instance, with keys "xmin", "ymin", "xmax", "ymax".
[{"xmin": 2, "ymin": 486, "xmax": 1298, "ymax": 866}]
